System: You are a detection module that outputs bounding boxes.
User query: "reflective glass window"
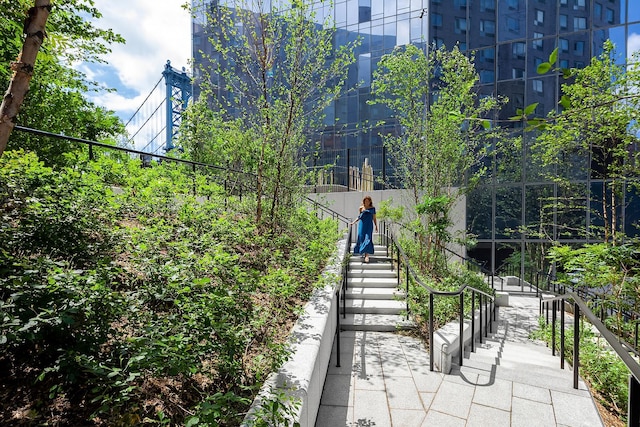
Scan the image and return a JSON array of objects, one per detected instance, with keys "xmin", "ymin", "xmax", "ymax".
[
  {"xmin": 432, "ymin": 13, "xmax": 443, "ymax": 27},
  {"xmin": 481, "ymin": 0, "xmax": 495, "ymax": 11},
  {"xmin": 495, "ymin": 186, "xmax": 522, "ymax": 239},
  {"xmin": 535, "ymin": 9, "xmax": 545, "ymax": 26},
  {"xmin": 560, "ymin": 14, "xmax": 568, "ymax": 30},
  {"xmin": 573, "ymin": 40, "xmax": 584, "ymax": 55},
  {"xmin": 397, "ymin": 18, "xmax": 410, "ymax": 45},
  {"xmin": 574, "ymin": 17, "xmax": 587, "ymax": 30},
  {"xmin": 481, "ymin": 20, "xmax": 496, "ymax": 36},
  {"xmin": 456, "ymin": 17, "xmax": 468, "ymax": 34}
]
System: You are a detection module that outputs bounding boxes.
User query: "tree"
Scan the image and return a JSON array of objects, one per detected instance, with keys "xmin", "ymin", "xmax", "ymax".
[
  {"xmin": 196, "ymin": 0, "xmax": 357, "ymax": 230},
  {"xmin": 532, "ymin": 41, "xmax": 640, "ymax": 244},
  {"xmin": 0, "ymin": 0, "xmax": 51, "ymax": 157},
  {"xmin": 370, "ymin": 44, "xmax": 504, "ymax": 272},
  {"xmin": 0, "ymin": 0, "xmax": 125, "ymax": 164}
]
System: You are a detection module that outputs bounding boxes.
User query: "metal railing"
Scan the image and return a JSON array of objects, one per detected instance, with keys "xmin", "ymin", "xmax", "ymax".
[
  {"xmin": 540, "ymin": 293, "xmax": 640, "ymax": 426},
  {"xmin": 378, "ymin": 221, "xmax": 496, "ymax": 372}
]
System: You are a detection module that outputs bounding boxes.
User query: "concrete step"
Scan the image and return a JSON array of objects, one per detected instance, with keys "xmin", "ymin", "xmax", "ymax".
[
  {"xmin": 473, "ymin": 337, "xmax": 558, "ymax": 361},
  {"xmin": 340, "ymin": 313, "xmax": 415, "ymax": 332},
  {"xmin": 345, "ymin": 286, "xmax": 404, "ymax": 300},
  {"xmin": 344, "ymin": 298, "xmax": 407, "ymax": 315},
  {"xmin": 348, "ymin": 268, "xmax": 397, "ymax": 279},
  {"xmin": 454, "ymin": 357, "xmax": 583, "ymax": 394},
  {"xmin": 348, "ymin": 261, "xmax": 395, "ymax": 270},
  {"xmin": 347, "ymin": 277, "xmax": 399, "ymax": 288},
  {"xmin": 464, "ymin": 347, "xmax": 567, "ymax": 376}
]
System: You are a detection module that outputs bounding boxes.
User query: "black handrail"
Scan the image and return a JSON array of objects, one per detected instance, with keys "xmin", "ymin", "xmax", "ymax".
[
  {"xmin": 540, "ymin": 292, "xmax": 640, "ymax": 425},
  {"xmin": 379, "ymin": 221, "xmax": 495, "ymax": 371}
]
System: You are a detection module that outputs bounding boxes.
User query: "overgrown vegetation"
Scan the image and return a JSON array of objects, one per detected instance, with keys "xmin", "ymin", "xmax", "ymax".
[{"xmin": 0, "ymin": 148, "xmax": 339, "ymax": 425}]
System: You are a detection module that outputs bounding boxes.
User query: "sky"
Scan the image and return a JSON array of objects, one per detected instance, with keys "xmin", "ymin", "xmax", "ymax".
[{"xmin": 79, "ymin": 1, "xmax": 192, "ymax": 122}]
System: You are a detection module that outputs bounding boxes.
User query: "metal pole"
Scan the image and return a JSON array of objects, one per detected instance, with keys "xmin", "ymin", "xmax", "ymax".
[
  {"xmin": 429, "ymin": 293, "xmax": 434, "ymax": 372},
  {"xmin": 459, "ymin": 293, "xmax": 464, "ymax": 367},
  {"xmin": 629, "ymin": 375, "xmax": 640, "ymax": 427},
  {"xmin": 574, "ymin": 302, "xmax": 580, "ymax": 390},
  {"xmin": 560, "ymin": 299, "xmax": 565, "ymax": 369},
  {"xmin": 552, "ymin": 300, "xmax": 557, "ymax": 356},
  {"xmin": 471, "ymin": 291, "xmax": 476, "ymax": 353}
]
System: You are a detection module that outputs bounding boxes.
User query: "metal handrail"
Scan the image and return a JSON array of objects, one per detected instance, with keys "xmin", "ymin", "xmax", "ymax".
[
  {"xmin": 540, "ymin": 292, "xmax": 640, "ymax": 425},
  {"xmin": 380, "ymin": 221, "xmax": 495, "ymax": 371}
]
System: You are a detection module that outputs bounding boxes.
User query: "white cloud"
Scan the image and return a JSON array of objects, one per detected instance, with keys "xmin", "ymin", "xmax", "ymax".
[
  {"xmin": 629, "ymin": 32, "xmax": 640, "ymax": 58},
  {"xmin": 85, "ymin": 1, "xmax": 192, "ymax": 117}
]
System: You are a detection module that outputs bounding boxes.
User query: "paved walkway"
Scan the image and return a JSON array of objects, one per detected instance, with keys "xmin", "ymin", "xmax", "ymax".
[{"xmin": 316, "ymin": 295, "xmax": 604, "ymax": 427}]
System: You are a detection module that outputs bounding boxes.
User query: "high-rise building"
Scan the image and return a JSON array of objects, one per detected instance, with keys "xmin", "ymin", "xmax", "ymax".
[{"xmin": 191, "ymin": 0, "xmax": 640, "ymax": 277}]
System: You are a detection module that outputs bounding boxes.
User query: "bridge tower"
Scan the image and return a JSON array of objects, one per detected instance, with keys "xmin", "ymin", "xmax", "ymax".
[{"xmin": 162, "ymin": 60, "xmax": 192, "ymax": 151}]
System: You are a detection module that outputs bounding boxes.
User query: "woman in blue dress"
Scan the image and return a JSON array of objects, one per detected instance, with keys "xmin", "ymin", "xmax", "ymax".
[{"xmin": 351, "ymin": 195, "xmax": 378, "ymax": 263}]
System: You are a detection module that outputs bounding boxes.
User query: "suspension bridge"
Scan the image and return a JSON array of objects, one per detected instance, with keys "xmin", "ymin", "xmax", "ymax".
[{"xmin": 122, "ymin": 60, "xmax": 192, "ymax": 155}]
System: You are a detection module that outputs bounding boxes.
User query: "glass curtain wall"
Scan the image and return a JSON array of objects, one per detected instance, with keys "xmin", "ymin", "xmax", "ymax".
[{"xmin": 191, "ymin": 0, "xmax": 639, "ymax": 283}]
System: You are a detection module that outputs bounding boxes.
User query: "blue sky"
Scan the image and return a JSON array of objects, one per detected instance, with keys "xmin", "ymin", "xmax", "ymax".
[{"xmin": 78, "ymin": 1, "xmax": 192, "ymax": 122}]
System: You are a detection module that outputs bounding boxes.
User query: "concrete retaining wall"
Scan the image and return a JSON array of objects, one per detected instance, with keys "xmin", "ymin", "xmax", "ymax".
[{"xmin": 242, "ymin": 237, "xmax": 347, "ymax": 427}]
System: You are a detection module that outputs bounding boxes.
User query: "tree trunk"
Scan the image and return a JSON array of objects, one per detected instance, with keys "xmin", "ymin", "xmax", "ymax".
[{"xmin": 0, "ymin": 1, "xmax": 51, "ymax": 157}]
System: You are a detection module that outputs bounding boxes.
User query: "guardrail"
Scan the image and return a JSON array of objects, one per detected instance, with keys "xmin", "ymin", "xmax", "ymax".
[
  {"xmin": 378, "ymin": 221, "xmax": 496, "ymax": 371},
  {"xmin": 540, "ymin": 293, "xmax": 640, "ymax": 426}
]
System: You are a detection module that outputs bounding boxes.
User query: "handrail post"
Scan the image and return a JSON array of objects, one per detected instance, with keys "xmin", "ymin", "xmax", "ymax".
[
  {"xmin": 405, "ymin": 264, "xmax": 410, "ymax": 319},
  {"xmin": 484, "ymin": 295, "xmax": 489, "ymax": 337},
  {"xmin": 336, "ymin": 287, "xmax": 341, "ymax": 367},
  {"xmin": 552, "ymin": 299, "xmax": 557, "ymax": 356},
  {"xmin": 630, "ymin": 374, "xmax": 640, "ymax": 427},
  {"xmin": 573, "ymin": 302, "xmax": 580, "ymax": 389},
  {"xmin": 429, "ymin": 293, "xmax": 434, "ymax": 372},
  {"xmin": 479, "ymin": 294, "xmax": 483, "ymax": 344},
  {"xmin": 471, "ymin": 290, "xmax": 476, "ymax": 353},
  {"xmin": 560, "ymin": 298, "xmax": 565, "ymax": 369},
  {"xmin": 459, "ymin": 293, "xmax": 464, "ymax": 367}
]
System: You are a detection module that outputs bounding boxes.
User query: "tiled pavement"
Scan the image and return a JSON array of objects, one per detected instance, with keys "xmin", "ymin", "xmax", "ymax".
[{"xmin": 315, "ymin": 295, "xmax": 604, "ymax": 427}]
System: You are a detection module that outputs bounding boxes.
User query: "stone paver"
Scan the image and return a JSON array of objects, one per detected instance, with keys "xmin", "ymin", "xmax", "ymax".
[{"xmin": 315, "ymin": 295, "xmax": 605, "ymax": 427}]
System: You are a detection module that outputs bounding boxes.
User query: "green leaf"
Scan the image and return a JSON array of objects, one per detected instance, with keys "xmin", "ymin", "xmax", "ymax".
[
  {"xmin": 548, "ymin": 47, "xmax": 558, "ymax": 66},
  {"xmin": 523, "ymin": 103, "xmax": 538, "ymax": 116},
  {"xmin": 537, "ymin": 62, "xmax": 552, "ymax": 74},
  {"xmin": 481, "ymin": 119, "xmax": 491, "ymax": 130},
  {"xmin": 559, "ymin": 95, "xmax": 571, "ymax": 109}
]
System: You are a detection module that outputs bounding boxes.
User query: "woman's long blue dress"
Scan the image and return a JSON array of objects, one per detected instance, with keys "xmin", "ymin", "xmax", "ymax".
[{"xmin": 354, "ymin": 207, "xmax": 375, "ymax": 255}]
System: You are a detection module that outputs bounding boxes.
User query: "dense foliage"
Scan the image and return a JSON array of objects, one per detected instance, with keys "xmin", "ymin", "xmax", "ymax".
[{"xmin": 0, "ymin": 148, "xmax": 339, "ymax": 425}]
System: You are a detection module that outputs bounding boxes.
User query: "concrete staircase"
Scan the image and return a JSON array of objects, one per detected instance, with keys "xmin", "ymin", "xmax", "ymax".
[
  {"xmin": 341, "ymin": 243, "xmax": 415, "ymax": 332},
  {"xmin": 452, "ymin": 295, "xmax": 590, "ymax": 395}
]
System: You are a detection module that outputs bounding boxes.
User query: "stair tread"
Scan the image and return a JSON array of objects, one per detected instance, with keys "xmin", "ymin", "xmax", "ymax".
[{"xmin": 341, "ymin": 313, "xmax": 415, "ymax": 332}]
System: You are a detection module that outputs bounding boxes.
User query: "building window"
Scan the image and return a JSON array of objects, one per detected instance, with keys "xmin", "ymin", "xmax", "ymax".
[
  {"xmin": 513, "ymin": 42, "xmax": 526, "ymax": 58},
  {"xmin": 575, "ymin": 0, "xmax": 585, "ymax": 7},
  {"xmin": 507, "ymin": 17, "xmax": 520, "ymax": 32},
  {"xmin": 560, "ymin": 38, "xmax": 569, "ymax": 52},
  {"xmin": 560, "ymin": 0, "xmax": 568, "ymax": 5},
  {"xmin": 532, "ymin": 38, "xmax": 543, "ymax": 50},
  {"xmin": 434, "ymin": 37, "xmax": 445, "ymax": 48},
  {"xmin": 560, "ymin": 14, "xmax": 568, "ymax": 30},
  {"xmin": 480, "ymin": 0, "xmax": 495, "ymax": 12},
  {"xmin": 481, "ymin": 19, "xmax": 495, "ymax": 36},
  {"xmin": 455, "ymin": 17, "xmax": 467, "ymax": 34},
  {"xmin": 532, "ymin": 79, "xmax": 543, "ymax": 93},
  {"xmin": 432, "ymin": 13, "xmax": 443, "ymax": 27},
  {"xmin": 480, "ymin": 70, "xmax": 495, "ymax": 83},
  {"xmin": 507, "ymin": 0, "xmax": 518, "ymax": 10},
  {"xmin": 454, "ymin": 0, "xmax": 467, "ymax": 8},
  {"xmin": 512, "ymin": 68, "xmax": 524, "ymax": 79},
  {"xmin": 606, "ymin": 8, "xmax": 614, "ymax": 24},
  {"xmin": 560, "ymin": 59, "xmax": 569, "ymax": 68},
  {"xmin": 594, "ymin": 3, "xmax": 602, "ymax": 19},
  {"xmin": 532, "ymin": 32, "xmax": 543, "ymax": 50},
  {"xmin": 480, "ymin": 47, "xmax": 495, "ymax": 62},
  {"xmin": 574, "ymin": 40, "xmax": 585, "ymax": 55},
  {"xmin": 535, "ymin": 9, "xmax": 544, "ymax": 25},
  {"xmin": 574, "ymin": 17, "xmax": 587, "ymax": 30}
]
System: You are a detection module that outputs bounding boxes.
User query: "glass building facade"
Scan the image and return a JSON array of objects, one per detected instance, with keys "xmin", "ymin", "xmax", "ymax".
[{"xmin": 192, "ymin": 0, "xmax": 640, "ymax": 277}]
